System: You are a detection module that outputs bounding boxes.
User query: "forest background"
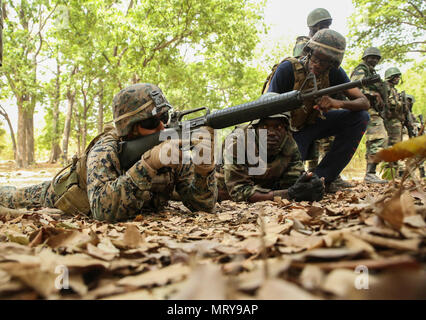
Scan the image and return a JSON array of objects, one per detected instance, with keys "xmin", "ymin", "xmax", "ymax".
[{"xmin": 0, "ymin": 0, "xmax": 424, "ymax": 172}]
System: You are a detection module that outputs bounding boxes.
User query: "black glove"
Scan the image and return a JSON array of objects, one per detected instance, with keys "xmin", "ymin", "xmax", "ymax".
[{"xmin": 288, "ymin": 172, "xmax": 324, "ymax": 202}]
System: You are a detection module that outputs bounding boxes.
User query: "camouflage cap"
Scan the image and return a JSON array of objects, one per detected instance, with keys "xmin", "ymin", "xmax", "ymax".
[
  {"xmin": 303, "ymin": 29, "xmax": 346, "ymax": 68},
  {"xmin": 362, "ymin": 47, "xmax": 381, "ymax": 59},
  {"xmin": 113, "ymin": 83, "xmax": 171, "ymax": 137},
  {"xmin": 307, "ymin": 8, "xmax": 332, "ymax": 27},
  {"xmin": 385, "ymin": 67, "xmax": 401, "ymax": 80},
  {"xmin": 251, "ymin": 93, "xmax": 290, "ymax": 126},
  {"xmin": 293, "ymin": 36, "xmax": 310, "ymax": 58}
]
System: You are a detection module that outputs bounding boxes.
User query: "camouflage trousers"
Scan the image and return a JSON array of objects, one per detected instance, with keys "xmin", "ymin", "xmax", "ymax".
[
  {"xmin": 0, "ymin": 181, "xmax": 57, "ymax": 209},
  {"xmin": 365, "ymin": 113, "xmax": 387, "ymax": 162},
  {"xmin": 384, "ymin": 118, "xmax": 402, "ymax": 146},
  {"xmin": 305, "ymin": 137, "xmax": 334, "ymax": 172}
]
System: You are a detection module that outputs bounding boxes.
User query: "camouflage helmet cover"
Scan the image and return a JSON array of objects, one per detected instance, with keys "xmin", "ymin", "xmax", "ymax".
[
  {"xmin": 113, "ymin": 83, "xmax": 171, "ymax": 137},
  {"xmin": 293, "ymin": 36, "xmax": 310, "ymax": 58},
  {"xmin": 362, "ymin": 47, "xmax": 381, "ymax": 59},
  {"xmin": 251, "ymin": 93, "xmax": 290, "ymax": 125},
  {"xmin": 384, "ymin": 67, "xmax": 401, "ymax": 80},
  {"xmin": 303, "ymin": 29, "xmax": 346, "ymax": 68},
  {"xmin": 307, "ymin": 8, "xmax": 332, "ymax": 27}
]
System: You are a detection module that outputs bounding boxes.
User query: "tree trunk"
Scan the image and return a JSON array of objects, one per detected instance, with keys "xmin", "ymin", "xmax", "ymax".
[
  {"xmin": 0, "ymin": 105, "xmax": 17, "ymax": 160},
  {"xmin": 25, "ymin": 110, "xmax": 34, "ymax": 165},
  {"xmin": 97, "ymin": 84, "xmax": 104, "ymax": 134},
  {"xmin": 61, "ymin": 89, "xmax": 75, "ymax": 164},
  {"xmin": 49, "ymin": 61, "xmax": 61, "ymax": 163},
  {"xmin": 17, "ymin": 101, "xmax": 27, "ymax": 168}
]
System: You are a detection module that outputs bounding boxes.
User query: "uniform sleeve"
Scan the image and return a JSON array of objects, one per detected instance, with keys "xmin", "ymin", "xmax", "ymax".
[
  {"xmin": 175, "ymin": 164, "xmax": 217, "ymax": 212},
  {"xmin": 223, "ymin": 144, "xmax": 271, "ymax": 202},
  {"xmin": 86, "ymin": 142, "xmax": 153, "ymax": 222},
  {"xmin": 276, "ymin": 146, "xmax": 305, "ymax": 189},
  {"xmin": 350, "ymin": 66, "xmax": 375, "ymax": 97},
  {"xmin": 267, "ymin": 61, "xmax": 295, "ymax": 93}
]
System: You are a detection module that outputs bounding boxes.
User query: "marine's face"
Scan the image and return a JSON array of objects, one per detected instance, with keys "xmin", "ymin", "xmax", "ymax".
[
  {"xmin": 364, "ymin": 55, "xmax": 380, "ymax": 68},
  {"xmin": 308, "ymin": 51, "xmax": 332, "ymax": 76},
  {"xmin": 256, "ymin": 118, "xmax": 287, "ymax": 156}
]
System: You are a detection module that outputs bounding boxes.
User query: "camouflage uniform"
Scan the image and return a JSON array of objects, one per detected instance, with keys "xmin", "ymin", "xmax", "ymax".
[
  {"xmin": 384, "ymin": 83, "xmax": 404, "ymax": 146},
  {"xmin": 351, "ymin": 61, "xmax": 387, "ymax": 161},
  {"xmin": 0, "ymin": 84, "xmax": 217, "ymax": 222},
  {"xmin": 218, "ymin": 124, "xmax": 304, "ymax": 202}
]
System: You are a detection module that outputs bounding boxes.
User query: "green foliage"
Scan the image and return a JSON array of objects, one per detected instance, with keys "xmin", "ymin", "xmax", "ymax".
[
  {"xmin": 348, "ymin": 0, "xmax": 425, "ymax": 63},
  {"xmin": 398, "ymin": 61, "xmax": 426, "ymax": 117}
]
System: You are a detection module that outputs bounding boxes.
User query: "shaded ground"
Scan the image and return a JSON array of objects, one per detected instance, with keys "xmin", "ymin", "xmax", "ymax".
[{"xmin": 0, "ymin": 163, "xmax": 425, "ymax": 300}]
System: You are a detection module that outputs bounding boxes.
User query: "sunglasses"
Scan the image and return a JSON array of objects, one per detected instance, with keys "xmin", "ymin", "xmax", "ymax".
[{"xmin": 139, "ymin": 112, "xmax": 169, "ymax": 130}]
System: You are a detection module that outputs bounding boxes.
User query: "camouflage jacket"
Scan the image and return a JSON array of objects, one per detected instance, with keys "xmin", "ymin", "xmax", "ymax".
[
  {"xmin": 386, "ymin": 83, "xmax": 405, "ymax": 121},
  {"xmin": 220, "ymin": 125, "xmax": 304, "ymax": 202},
  {"xmin": 86, "ymin": 132, "xmax": 217, "ymax": 222},
  {"xmin": 350, "ymin": 62, "xmax": 385, "ymax": 114}
]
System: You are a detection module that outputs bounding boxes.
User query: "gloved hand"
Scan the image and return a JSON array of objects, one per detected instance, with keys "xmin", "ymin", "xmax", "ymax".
[
  {"xmin": 192, "ymin": 126, "xmax": 215, "ymax": 176},
  {"xmin": 288, "ymin": 172, "xmax": 324, "ymax": 202},
  {"xmin": 141, "ymin": 139, "xmax": 182, "ymax": 177}
]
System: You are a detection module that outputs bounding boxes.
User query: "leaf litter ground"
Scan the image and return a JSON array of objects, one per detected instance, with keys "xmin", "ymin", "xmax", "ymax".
[{"xmin": 0, "ymin": 179, "xmax": 425, "ymax": 300}]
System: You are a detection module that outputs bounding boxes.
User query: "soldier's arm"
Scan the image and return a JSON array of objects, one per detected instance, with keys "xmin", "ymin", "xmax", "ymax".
[
  {"xmin": 276, "ymin": 147, "xmax": 305, "ymax": 189},
  {"xmin": 86, "ymin": 142, "xmax": 153, "ymax": 222},
  {"xmin": 175, "ymin": 164, "xmax": 217, "ymax": 212}
]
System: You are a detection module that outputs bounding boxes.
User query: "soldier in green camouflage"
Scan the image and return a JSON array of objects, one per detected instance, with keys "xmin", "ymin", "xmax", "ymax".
[
  {"xmin": 350, "ymin": 47, "xmax": 388, "ymax": 184},
  {"xmin": 217, "ymin": 109, "xmax": 324, "ymax": 203},
  {"xmin": 406, "ymin": 95, "xmax": 425, "ymax": 178},
  {"xmin": 0, "ymin": 83, "xmax": 217, "ymax": 221}
]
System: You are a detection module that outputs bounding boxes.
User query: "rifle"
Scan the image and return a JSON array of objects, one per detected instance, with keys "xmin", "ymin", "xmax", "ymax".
[
  {"xmin": 401, "ymin": 91, "xmax": 417, "ymax": 137},
  {"xmin": 118, "ymin": 75, "xmax": 381, "ymax": 171}
]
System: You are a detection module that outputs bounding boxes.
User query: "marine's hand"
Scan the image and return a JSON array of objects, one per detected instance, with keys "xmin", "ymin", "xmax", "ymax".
[
  {"xmin": 192, "ymin": 126, "xmax": 215, "ymax": 176},
  {"xmin": 141, "ymin": 139, "xmax": 182, "ymax": 176}
]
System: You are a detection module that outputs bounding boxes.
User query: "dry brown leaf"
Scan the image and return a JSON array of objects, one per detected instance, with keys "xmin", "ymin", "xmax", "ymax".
[
  {"xmin": 403, "ymin": 215, "xmax": 426, "ymax": 228},
  {"xmin": 300, "ymin": 265, "xmax": 324, "ymax": 290},
  {"xmin": 256, "ymin": 278, "xmax": 320, "ymax": 300},
  {"xmin": 355, "ymin": 232, "xmax": 421, "ymax": 251},
  {"xmin": 118, "ymin": 263, "xmax": 190, "ymax": 287},
  {"xmin": 286, "ymin": 209, "xmax": 312, "ymax": 224},
  {"xmin": 170, "ymin": 264, "xmax": 227, "ymax": 300},
  {"xmin": 321, "ymin": 268, "xmax": 378, "ymax": 297},
  {"xmin": 123, "ymin": 224, "xmax": 144, "ymax": 249},
  {"xmin": 374, "ymin": 135, "xmax": 426, "ymax": 162}
]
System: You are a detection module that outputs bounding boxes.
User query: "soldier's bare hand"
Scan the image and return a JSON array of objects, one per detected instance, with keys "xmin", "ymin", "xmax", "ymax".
[{"xmin": 314, "ymin": 95, "xmax": 343, "ymax": 113}]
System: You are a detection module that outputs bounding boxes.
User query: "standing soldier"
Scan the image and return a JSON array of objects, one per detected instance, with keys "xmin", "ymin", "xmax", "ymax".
[
  {"xmin": 350, "ymin": 47, "xmax": 388, "ymax": 184},
  {"xmin": 406, "ymin": 94, "xmax": 425, "ymax": 178},
  {"xmin": 383, "ymin": 67, "xmax": 407, "ymax": 176}
]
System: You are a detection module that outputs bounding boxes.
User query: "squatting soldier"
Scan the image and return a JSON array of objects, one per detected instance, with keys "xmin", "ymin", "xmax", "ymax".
[
  {"xmin": 0, "ymin": 84, "xmax": 217, "ymax": 222},
  {"xmin": 266, "ymin": 29, "xmax": 370, "ymax": 192},
  {"xmin": 350, "ymin": 47, "xmax": 388, "ymax": 184},
  {"xmin": 292, "ymin": 8, "xmax": 352, "ymax": 191},
  {"xmin": 217, "ymin": 111, "xmax": 324, "ymax": 203}
]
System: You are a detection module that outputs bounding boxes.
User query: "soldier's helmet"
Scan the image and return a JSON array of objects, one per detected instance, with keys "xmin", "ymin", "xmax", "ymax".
[
  {"xmin": 307, "ymin": 8, "xmax": 332, "ymax": 27},
  {"xmin": 293, "ymin": 36, "xmax": 310, "ymax": 58},
  {"xmin": 303, "ymin": 29, "xmax": 346, "ymax": 68},
  {"xmin": 113, "ymin": 83, "xmax": 172, "ymax": 137},
  {"xmin": 384, "ymin": 67, "xmax": 401, "ymax": 80},
  {"xmin": 251, "ymin": 93, "xmax": 290, "ymax": 126},
  {"xmin": 406, "ymin": 94, "xmax": 415, "ymax": 103},
  {"xmin": 362, "ymin": 47, "xmax": 381, "ymax": 59}
]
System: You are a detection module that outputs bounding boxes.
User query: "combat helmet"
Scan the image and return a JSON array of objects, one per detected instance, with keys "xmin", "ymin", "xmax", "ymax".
[
  {"xmin": 406, "ymin": 94, "xmax": 415, "ymax": 103},
  {"xmin": 362, "ymin": 47, "xmax": 381, "ymax": 59},
  {"xmin": 384, "ymin": 67, "xmax": 401, "ymax": 80},
  {"xmin": 113, "ymin": 83, "xmax": 172, "ymax": 137},
  {"xmin": 307, "ymin": 8, "xmax": 332, "ymax": 27},
  {"xmin": 303, "ymin": 29, "xmax": 346, "ymax": 68},
  {"xmin": 293, "ymin": 36, "xmax": 310, "ymax": 58},
  {"xmin": 251, "ymin": 93, "xmax": 290, "ymax": 126}
]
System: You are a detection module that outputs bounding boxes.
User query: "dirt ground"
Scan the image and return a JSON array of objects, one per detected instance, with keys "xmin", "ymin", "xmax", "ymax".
[{"xmin": 0, "ymin": 161, "xmax": 425, "ymax": 300}]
